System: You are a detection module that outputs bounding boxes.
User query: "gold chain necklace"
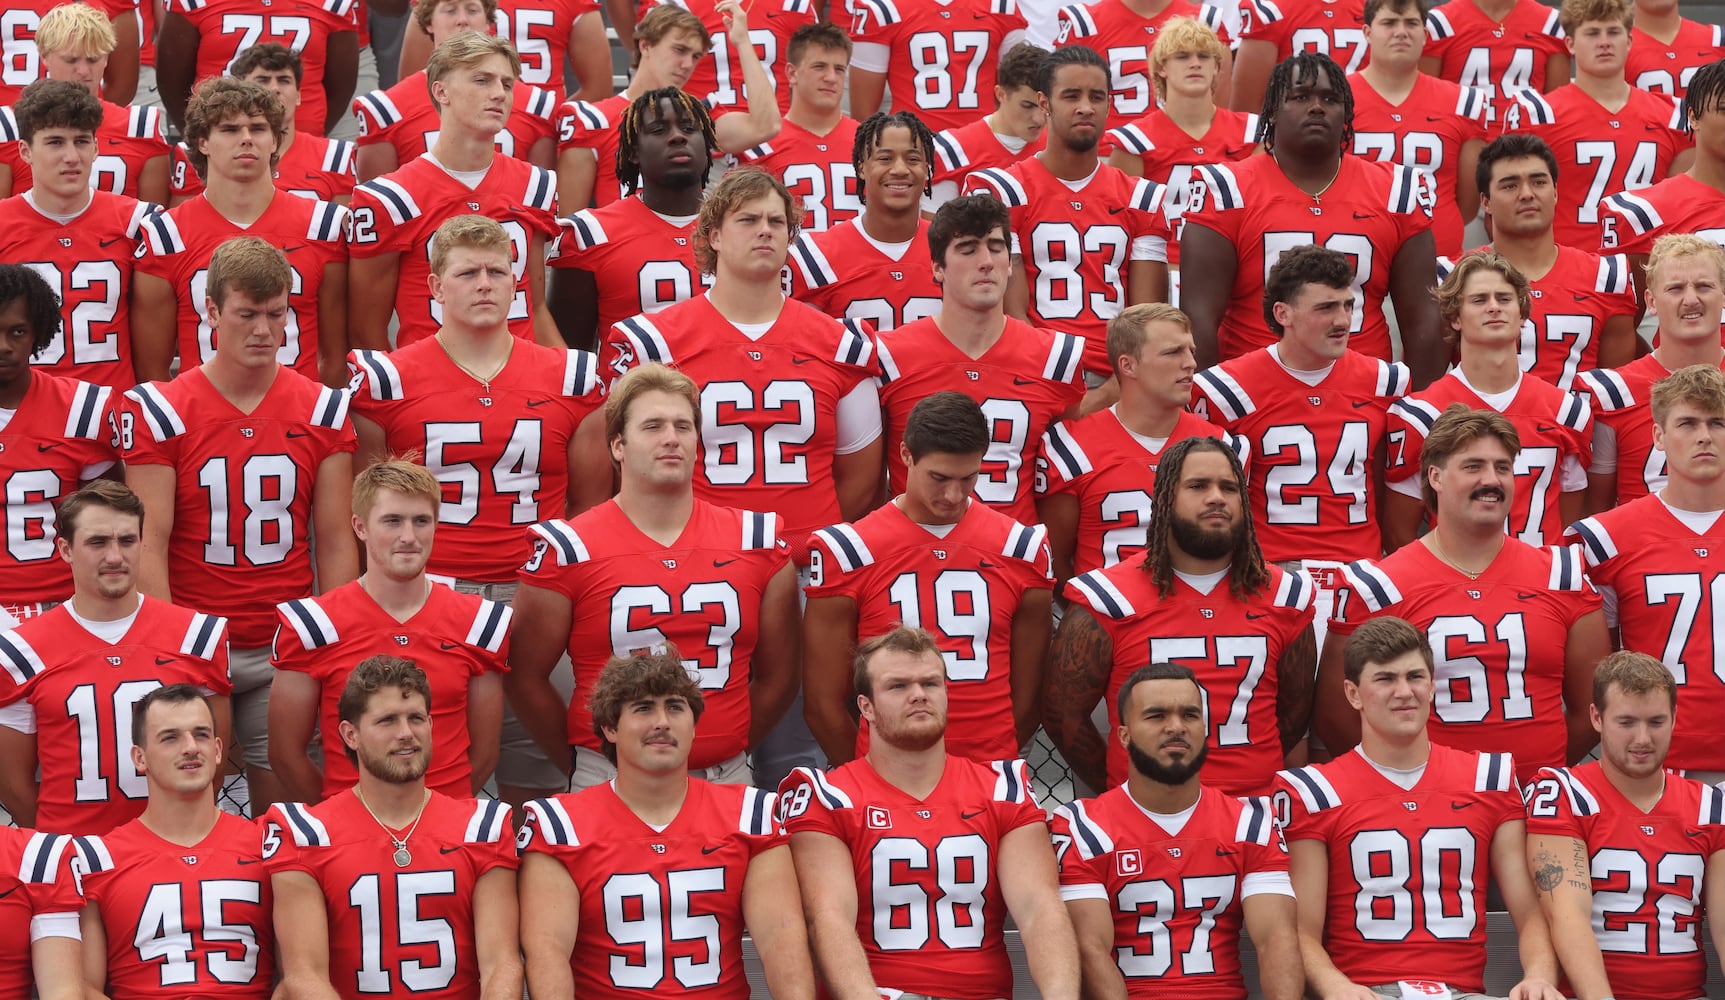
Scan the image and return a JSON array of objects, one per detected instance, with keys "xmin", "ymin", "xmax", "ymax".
[
  {"xmin": 355, "ymin": 787, "xmax": 431, "ymax": 868},
  {"xmin": 435, "ymin": 334, "xmax": 510, "ymax": 393},
  {"xmin": 1427, "ymin": 536, "xmax": 1491, "ymax": 581}
]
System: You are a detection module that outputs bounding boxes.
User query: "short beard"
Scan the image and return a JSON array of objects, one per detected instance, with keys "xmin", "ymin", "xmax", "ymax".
[
  {"xmin": 1170, "ymin": 512, "xmax": 1242, "ymax": 562},
  {"xmin": 1128, "ymin": 738, "xmax": 1208, "ymax": 785},
  {"xmin": 1063, "ymin": 131, "xmax": 1098, "ymax": 154},
  {"xmin": 359, "ymin": 745, "xmax": 429, "ymax": 784}
]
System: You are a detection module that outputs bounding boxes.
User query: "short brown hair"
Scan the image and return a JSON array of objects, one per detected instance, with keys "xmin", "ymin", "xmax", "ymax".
[
  {"xmin": 787, "ymin": 21, "xmax": 851, "ymax": 65},
  {"xmin": 1651, "ymin": 364, "xmax": 1725, "ymax": 426},
  {"xmin": 35, "ymin": 2, "xmax": 116, "ymax": 59},
  {"xmin": 1591, "ymin": 650, "xmax": 1675, "ymax": 712},
  {"xmin": 1343, "ymin": 616, "xmax": 1433, "ymax": 685},
  {"xmin": 352, "ymin": 457, "xmax": 441, "ymax": 519},
  {"xmin": 1434, "ymin": 251, "xmax": 1531, "ymax": 338},
  {"xmin": 587, "ymin": 647, "xmax": 705, "ymax": 763},
  {"xmin": 429, "ymin": 214, "xmax": 514, "ymax": 277},
  {"xmin": 337, "ymin": 655, "xmax": 432, "ymax": 762},
  {"xmin": 1363, "ymin": 0, "xmax": 1428, "ymax": 24},
  {"xmin": 694, "ymin": 167, "xmax": 801, "ymax": 275},
  {"xmin": 56, "ymin": 479, "xmax": 145, "ymax": 545},
  {"xmin": 1107, "ymin": 303, "xmax": 1190, "ymax": 375},
  {"xmin": 414, "ymin": 0, "xmax": 501, "ymax": 36},
  {"xmin": 131, "ymin": 684, "xmax": 213, "ymax": 748},
  {"xmin": 853, "ymin": 625, "xmax": 944, "ymax": 701},
  {"xmin": 635, "ymin": 4, "xmax": 710, "ymax": 55},
  {"xmin": 206, "ymin": 236, "xmax": 292, "ymax": 311},
  {"xmin": 1418, "ymin": 404, "xmax": 1520, "ymax": 514},
  {"xmin": 425, "ymin": 31, "xmax": 521, "ymax": 110},
  {"xmin": 1149, "ymin": 18, "xmax": 1227, "ymax": 101},
  {"xmin": 14, "ymin": 78, "xmax": 103, "ymax": 141},
  {"xmin": 604, "ymin": 363, "xmax": 700, "ymax": 446},
  {"xmin": 231, "ymin": 42, "xmax": 304, "ymax": 85},
  {"xmin": 1559, "ymin": 0, "xmax": 1632, "ymax": 35},
  {"xmin": 1263, "ymin": 245, "xmax": 1353, "ymax": 337},
  {"xmin": 996, "ymin": 43, "xmax": 1047, "ymax": 94},
  {"xmin": 183, "ymin": 77, "xmax": 285, "ymax": 179},
  {"xmin": 1646, "ymin": 232, "xmax": 1725, "ymax": 290}
]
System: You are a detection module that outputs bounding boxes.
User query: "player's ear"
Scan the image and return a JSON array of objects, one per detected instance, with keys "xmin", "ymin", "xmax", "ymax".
[
  {"xmin": 130, "ymin": 743, "xmax": 148, "ymax": 775},
  {"xmin": 1342, "ymin": 678, "xmax": 1363, "ymax": 711}
]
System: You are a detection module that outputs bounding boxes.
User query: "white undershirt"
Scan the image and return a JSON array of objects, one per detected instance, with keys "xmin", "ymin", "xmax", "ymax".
[
  {"xmin": 1172, "ymin": 567, "xmax": 1229, "ymax": 595},
  {"xmin": 426, "ymin": 153, "xmax": 490, "ymax": 190},
  {"xmin": 1357, "ymin": 746, "xmax": 1427, "ymax": 790},
  {"xmin": 1268, "ymin": 343, "xmax": 1335, "ymax": 386},
  {"xmin": 23, "ymin": 190, "xmax": 89, "ymax": 226}
]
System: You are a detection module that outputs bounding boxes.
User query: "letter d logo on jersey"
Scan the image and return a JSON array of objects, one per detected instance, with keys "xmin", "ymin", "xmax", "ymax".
[
  {"xmin": 1116, "ymin": 849, "xmax": 1142, "ymax": 876},
  {"xmin": 867, "ymin": 806, "xmax": 892, "ymax": 830}
]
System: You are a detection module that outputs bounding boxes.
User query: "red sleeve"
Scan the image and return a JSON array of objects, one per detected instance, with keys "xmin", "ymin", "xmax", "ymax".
[
  {"xmin": 1269, "ymin": 771, "xmax": 1331, "ymax": 844},
  {"xmin": 774, "ymin": 767, "xmax": 850, "ymax": 840},
  {"xmin": 260, "ymin": 804, "xmax": 315, "ymax": 878},
  {"xmin": 1048, "ymin": 807, "xmax": 1109, "ymax": 890},
  {"xmin": 1522, "ymin": 768, "xmax": 1586, "ymax": 838},
  {"xmin": 803, "ymin": 528, "xmax": 866, "ymax": 601}
]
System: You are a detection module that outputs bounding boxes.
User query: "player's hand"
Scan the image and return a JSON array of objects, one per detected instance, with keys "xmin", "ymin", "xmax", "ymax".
[
  {"xmin": 1320, "ymin": 985, "xmax": 1380, "ymax": 1000},
  {"xmin": 1507, "ymin": 978, "xmax": 1565, "ymax": 1000},
  {"xmin": 716, "ymin": 0, "xmax": 752, "ymax": 47}
]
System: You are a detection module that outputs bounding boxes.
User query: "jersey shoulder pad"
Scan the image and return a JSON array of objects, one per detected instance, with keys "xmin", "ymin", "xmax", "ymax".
[
  {"xmin": 1576, "ymin": 367, "xmax": 1631, "ymax": 410},
  {"xmin": 968, "ymin": 166, "xmax": 1027, "ymax": 206},
  {"xmin": 740, "ymin": 510, "xmax": 780, "ymax": 551},
  {"xmin": 1129, "ymin": 176, "xmax": 1165, "ymax": 212},
  {"xmin": 835, "ymin": 317, "xmax": 875, "ymax": 368},
  {"xmin": 1508, "ymin": 88, "xmax": 1555, "ymax": 126},
  {"xmin": 1192, "ymin": 364, "xmax": 1256, "ymax": 422},
  {"xmin": 1056, "ymin": 4, "xmax": 1098, "ymax": 38},
  {"xmin": 523, "ymin": 85, "xmax": 557, "ymax": 121},
  {"xmin": 613, "ymin": 313, "xmax": 673, "ymax": 365},
  {"xmin": 788, "ymin": 230, "xmax": 838, "ymax": 289},
  {"xmin": 1698, "ymin": 782, "xmax": 1725, "ymax": 825},
  {"xmin": 1242, "ymin": 0, "xmax": 1285, "ymax": 27},
  {"xmin": 1543, "ymin": 766, "xmax": 1598, "ymax": 816},
  {"xmin": 1545, "ymin": 543, "xmax": 1586, "ymax": 591},
  {"xmin": 1277, "ymin": 764, "xmax": 1342, "ymax": 814},
  {"xmin": 1040, "ymin": 420, "xmax": 1092, "ymax": 482},
  {"xmin": 563, "ymin": 349, "xmax": 601, "ymax": 397},
  {"xmin": 787, "ymin": 765, "xmax": 856, "ymax": 811},
  {"xmin": 811, "ymin": 523, "xmax": 875, "ymax": 573},
  {"xmin": 277, "ymin": 596, "xmax": 340, "ymax": 650},
  {"xmin": 1475, "ymin": 752, "xmax": 1516, "ymax": 793},
  {"xmin": 525, "ymin": 797, "xmax": 579, "ymax": 846},
  {"xmin": 1272, "ymin": 567, "xmax": 1315, "ymax": 612},
  {"xmin": 1539, "ymin": 5, "xmax": 1564, "ymax": 37},
  {"xmin": 782, "ymin": 0, "xmax": 815, "ymax": 13},
  {"xmin": 990, "ymin": 759, "xmax": 1035, "ymax": 804},
  {"xmin": 523, "ymin": 165, "xmax": 557, "ymax": 213},
  {"xmin": 1054, "ymin": 799, "xmax": 1113, "ymax": 859},
  {"xmin": 323, "ymin": 138, "xmax": 357, "ymax": 175},
  {"xmin": 527, "ymin": 518, "xmax": 591, "ymax": 567},
  {"xmin": 126, "ymin": 381, "xmax": 187, "ymax": 441},
  {"xmin": 65, "ymin": 382, "xmax": 111, "ymax": 440},
  {"xmin": 1601, "ymin": 189, "xmax": 1662, "ymax": 235},
  {"xmin": 1376, "ymin": 359, "xmax": 1411, "ymax": 398},
  {"xmin": 272, "ymin": 802, "xmax": 333, "ymax": 848},
  {"xmin": 1435, "ymin": 254, "xmax": 1455, "ymax": 283},
  {"xmin": 1109, "ymin": 122, "xmax": 1152, "ymax": 156},
  {"xmin": 311, "ymin": 385, "xmax": 351, "ymax": 430},
  {"xmin": 1596, "ymin": 253, "xmax": 1631, "ymax": 295},
  {"xmin": 1043, "ymin": 331, "xmax": 1085, "ymax": 384},
  {"xmin": 1002, "ymin": 522, "xmax": 1048, "ymax": 565},
  {"xmin": 1234, "ymin": 796, "xmax": 1278, "ymax": 846},
  {"xmin": 1556, "ymin": 389, "xmax": 1591, "ymax": 431},
  {"xmin": 463, "ymin": 799, "xmax": 511, "ymax": 843},
  {"xmin": 1423, "ymin": 6, "xmax": 1453, "ymax": 36},
  {"xmin": 1454, "ymin": 84, "xmax": 1489, "ymax": 120},
  {"xmin": 1567, "ymin": 515, "xmax": 1617, "ymax": 567},
  {"xmin": 181, "ymin": 611, "xmax": 226, "ymax": 661},
  {"xmin": 931, "ymin": 128, "xmax": 969, "ymax": 174},
  {"xmin": 307, "ymin": 200, "xmax": 349, "ymax": 242},
  {"xmin": 1340, "ymin": 558, "xmax": 1402, "ymax": 613},
  {"xmin": 1390, "ymin": 394, "xmax": 1442, "ymax": 435},
  {"xmin": 1193, "ymin": 161, "xmax": 1243, "ymax": 210},
  {"xmin": 875, "ymin": 335, "xmax": 903, "ymax": 383},
  {"xmin": 58, "ymin": 833, "xmax": 106, "ymax": 876},
  {"xmin": 0, "ymin": 107, "xmax": 16, "ymax": 142},
  {"xmin": 990, "ymin": 0, "xmax": 1018, "ymax": 15},
  {"xmin": 323, "ymin": 0, "xmax": 358, "ymax": 17},
  {"xmin": 128, "ymin": 105, "xmax": 164, "ymax": 140},
  {"xmin": 1388, "ymin": 163, "xmax": 1432, "ymax": 214},
  {"xmin": 353, "ymin": 89, "xmax": 402, "ymax": 128},
  {"xmin": 355, "ymin": 176, "xmax": 422, "ymax": 226},
  {"xmin": 1065, "ymin": 569, "xmax": 1138, "ymax": 620},
  {"xmin": 347, "ymin": 349, "xmax": 404, "ymax": 401},
  {"xmin": 0, "ymin": 630, "xmax": 45, "ymax": 688},
  {"xmin": 737, "ymin": 786, "xmax": 778, "ymax": 836},
  {"xmin": 567, "ymin": 99, "xmax": 613, "ymax": 132},
  {"xmin": 854, "ymin": 0, "xmax": 899, "ymax": 25},
  {"xmin": 139, "ymin": 209, "xmax": 186, "ymax": 254},
  {"xmin": 563, "ymin": 208, "xmax": 610, "ymax": 250},
  {"xmin": 465, "ymin": 599, "xmax": 511, "ymax": 654}
]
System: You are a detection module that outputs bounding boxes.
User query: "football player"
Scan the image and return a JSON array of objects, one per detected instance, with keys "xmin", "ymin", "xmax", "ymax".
[
  {"xmin": 804, "ymin": 392, "xmax": 1054, "ymax": 765},
  {"xmin": 1230, "ymin": 0, "xmax": 1366, "ymax": 113},
  {"xmin": 1278, "ymin": 616, "xmax": 1563, "ymax": 1000},
  {"xmin": 786, "ymin": 110, "xmax": 941, "ymax": 333},
  {"xmin": 0, "ymin": 480, "xmax": 232, "ymax": 834},
  {"xmin": 508, "ymin": 363, "xmax": 799, "ymax": 794},
  {"xmin": 1182, "ymin": 52, "xmax": 1443, "ymax": 380},
  {"xmin": 874, "ymin": 194, "xmax": 1085, "ymax": 519},
  {"xmin": 518, "ymin": 648, "xmax": 814, "ymax": 999},
  {"xmin": 964, "ymin": 44, "xmax": 1170, "ymax": 383},
  {"xmin": 1037, "ymin": 303, "xmax": 1240, "ymax": 582},
  {"xmin": 124, "ymin": 237, "xmax": 358, "ymax": 812},
  {"xmin": 1347, "ymin": 0, "xmax": 1490, "ymax": 258},
  {"xmin": 1383, "ymin": 252, "xmax": 1592, "ymax": 550},
  {"xmin": 349, "ymin": 33, "xmax": 560, "ymax": 349},
  {"xmin": 1524, "ymin": 652, "xmax": 1725, "ymax": 1000},
  {"xmin": 737, "ymin": 22, "xmax": 860, "ymax": 233},
  {"xmin": 271, "ymin": 459, "xmax": 510, "ymax": 803},
  {"xmin": 156, "ymin": 0, "xmax": 358, "ymax": 137},
  {"xmin": 780, "ymin": 626, "xmax": 1081, "ymax": 1000},
  {"xmin": 1578, "ymin": 233, "xmax": 1725, "ymax": 509},
  {"xmin": 1462, "ymin": 134, "xmax": 1639, "ymax": 388},
  {"xmin": 1045, "ymin": 435, "xmax": 1317, "ymax": 796},
  {"xmin": 1569, "ymin": 365, "xmax": 1725, "ymax": 782},
  {"xmin": 267, "ymin": 657, "xmax": 522, "ymax": 999},
  {"xmin": 1321, "ymin": 406, "xmax": 1609, "ymax": 783},
  {"xmin": 639, "ymin": 0, "xmax": 814, "ymax": 112},
  {"xmin": 0, "ymin": 263, "xmax": 119, "ymax": 617},
  {"xmin": 132, "ymin": 78, "xmax": 351, "ymax": 386},
  {"xmin": 395, "ymin": 0, "xmax": 613, "ymax": 103},
  {"xmin": 1053, "ymin": 662, "xmax": 1301, "ymax": 1000},
  {"xmin": 76, "ymin": 685, "xmax": 275, "ymax": 998},
  {"xmin": 0, "ymin": 0, "xmax": 140, "ymax": 106},
  {"xmin": 1509, "ymin": 0, "xmax": 1691, "ymax": 249},
  {"xmin": 848, "ymin": 0, "xmax": 1029, "ymax": 134},
  {"xmin": 1420, "ymin": 0, "xmax": 1568, "ymax": 128},
  {"xmin": 0, "ymin": 820, "xmax": 82, "ymax": 1000},
  {"xmin": 927, "ymin": 42, "xmax": 1048, "ymax": 212},
  {"xmin": 1056, "ymin": 0, "xmax": 1233, "ymax": 118},
  {"xmin": 0, "ymin": 80, "xmax": 155, "ymax": 389},
  {"xmin": 1626, "ymin": 0, "xmax": 1725, "ymax": 98}
]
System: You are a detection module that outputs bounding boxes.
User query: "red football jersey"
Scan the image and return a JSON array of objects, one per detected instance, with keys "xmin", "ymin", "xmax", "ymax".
[
  {"xmin": 548, "ymin": 195, "xmax": 706, "ymax": 376},
  {"xmin": 848, "ymin": 0, "xmax": 1029, "ymax": 134},
  {"xmin": 1107, "ymin": 107, "xmax": 1257, "ymax": 268},
  {"xmin": 0, "ymin": 373, "xmax": 117, "ymax": 606},
  {"xmin": 642, "ymin": 0, "xmax": 813, "ymax": 110},
  {"xmin": 134, "ymin": 190, "xmax": 348, "ymax": 381},
  {"xmin": 353, "ymin": 73, "xmax": 557, "ymax": 168},
  {"xmin": 0, "ymin": 0, "xmax": 136, "ymax": 104},
  {"xmin": 346, "ymin": 340, "xmax": 603, "ymax": 583},
  {"xmin": 347, "ymin": 153, "xmax": 558, "ymax": 347},
  {"xmin": 520, "ymin": 501, "xmax": 786, "ymax": 766},
  {"xmin": 785, "ymin": 217, "xmax": 941, "ymax": 333},
  {"xmin": 1574, "ymin": 354, "xmax": 1724, "ymax": 504},
  {"xmin": 121, "ymin": 370, "xmax": 355, "ymax": 645},
  {"xmin": 1384, "ymin": 371, "xmax": 1591, "ymax": 548},
  {"xmin": 877, "ymin": 317, "xmax": 1085, "ymax": 520},
  {"xmin": 1272, "ymin": 745, "xmax": 1522, "ymax": 994},
  {"xmin": 0, "ymin": 191, "xmax": 153, "ymax": 389},
  {"xmin": 1332, "ymin": 541, "xmax": 1600, "ymax": 779},
  {"xmin": 1568, "ymin": 497, "xmax": 1725, "ymax": 772},
  {"xmin": 1238, "ymin": 0, "xmax": 1366, "ymax": 71},
  {"xmin": 0, "ymin": 828, "xmax": 82, "ymax": 998},
  {"xmin": 495, "ymin": 0, "xmax": 601, "ymax": 97},
  {"xmin": 1627, "ymin": 19, "xmax": 1725, "ymax": 98},
  {"xmin": 1054, "ymin": 0, "xmax": 1233, "ymax": 119},
  {"xmin": 1511, "ymin": 85, "xmax": 1688, "ymax": 249},
  {"xmin": 777, "ymin": 757, "xmax": 1045, "ymax": 1000},
  {"xmin": 807, "ymin": 501, "xmax": 1052, "ymax": 762},
  {"xmin": 520, "ymin": 781, "xmax": 783, "ymax": 1000},
  {"xmin": 555, "ymin": 91, "xmax": 630, "ymax": 208},
  {"xmin": 0, "ymin": 100, "xmax": 169, "ymax": 199},
  {"xmin": 609, "ymin": 297, "xmax": 879, "ymax": 544},
  {"xmin": 1348, "ymin": 74, "xmax": 1491, "ymax": 257},
  {"xmin": 1423, "ymin": 0, "xmax": 1566, "ymax": 127},
  {"xmin": 929, "ymin": 116, "xmax": 1044, "ymax": 194},
  {"xmin": 0, "ymin": 598, "xmax": 231, "ymax": 834},
  {"xmin": 262, "ymin": 794, "xmax": 517, "ymax": 1000},
  {"xmin": 169, "ymin": 0, "xmax": 357, "ymax": 135},
  {"xmin": 272, "ymin": 580, "xmax": 510, "ymax": 796},
  {"xmin": 738, "ymin": 116, "xmax": 861, "ymax": 232},
  {"xmin": 1051, "ymin": 787, "xmax": 1289, "ymax": 1000},
  {"xmin": 1192, "ymin": 347, "xmax": 1410, "ymax": 564},
  {"xmin": 170, "ymin": 134, "xmax": 356, "ymax": 202},
  {"xmin": 1037, "ymin": 407, "xmax": 1241, "ymax": 575},
  {"xmin": 79, "ymin": 812, "xmax": 274, "ymax": 999},
  {"xmin": 1598, "ymin": 171, "xmax": 1725, "ymax": 255},
  {"xmin": 1524, "ymin": 764, "xmax": 1725, "ymax": 1000},
  {"xmin": 1065, "ymin": 562, "xmax": 1315, "ymax": 793},
  {"xmin": 964, "ymin": 159, "xmax": 1169, "ymax": 374},
  {"xmin": 1183, "ymin": 153, "xmax": 1435, "ymax": 362}
]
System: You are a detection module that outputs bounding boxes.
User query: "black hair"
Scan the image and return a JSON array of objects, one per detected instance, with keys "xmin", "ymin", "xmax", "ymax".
[
  {"xmin": 1683, "ymin": 58, "xmax": 1725, "ymax": 135},
  {"xmin": 1115, "ymin": 662, "xmax": 1200, "ymax": 724},
  {"xmin": 615, "ymin": 87, "xmax": 718, "ymax": 197},
  {"xmin": 1263, "ymin": 244, "xmax": 1353, "ymax": 336},
  {"xmin": 903, "ymin": 391, "xmax": 989, "ymax": 460},
  {"xmin": 1037, "ymin": 43, "xmax": 1108, "ymax": 96},
  {"xmin": 0, "ymin": 264, "xmax": 63, "ymax": 358},
  {"xmin": 1140, "ymin": 437, "xmax": 1269, "ymax": 600},
  {"xmin": 1474, "ymin": 133, "xmax": 1559, "ymax": 195},
  {"xmin": 1255, "ymin": 52, "xmax": 1354, "ymax": 153},
  {"xmin": 13, "ymin": 78, "xmax": 103, "ymax": 142},
  {"xmin": 853, "ymin": 110, "xmax": 935, "ymax": 204}
]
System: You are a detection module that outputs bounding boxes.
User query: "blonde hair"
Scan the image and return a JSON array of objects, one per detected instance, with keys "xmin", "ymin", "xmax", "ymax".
[
  {"xmin": 425, "ymin": 31, "xmax": 521, "ymax": 109},
  {"xmin": 35, "ymin": 3, "xmax": 116, "ymax": 59},
  {"xmin": 207, "ymin": 236, "xmax": 292, "ymax": 309},
  {"xmin": 352, "ymin": 457, "xmax": 441, "ymax": 519},
  {"xmin": 1149, "ymin": 17, "xmax": 1227, "ymax": 101},
  {"xmin": 604, "ymin": 363, "xmax": 700, "ymax": 444},
  {"xmin": 1559, "ymin": 0, "xmax": 1632, "ymax": 35},
  {"xmin": 1651, "ymin": 364, "xmax": 1725, "ymax": 426},
  {"xmin": 1646, "ymin": 232, "xmax": 1725, "ymax": 289},
  {"xmin": 428, "ymin": 214, "xmax": 513, "ymax": 277},
  {"xmin": 1107, "ymin": 302, "xmax": 1190, "ymax": 375}
]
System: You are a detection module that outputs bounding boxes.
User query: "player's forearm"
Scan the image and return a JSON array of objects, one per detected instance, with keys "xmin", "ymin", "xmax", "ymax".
[
  {"xmin": 1295, "ymin": 928, "xmax": 1358, "ymax": 999},
  {"xmin": 752, "ymin": 910, "xmax": 816, "ymax": 1000},
  {"xmin": 1018, "ymin": 896, "xmax": 1081, "ymax": 1000},
  {"xmin": 323, "ymin": 34, "xmax": 360, "ymax": 139},
  {"xmin": 346, "ymin": 256, "xmax": 399, "ymax": 351},
  {"xmin": 557, "ymin": 151, "xmax": 598, "ymax": 215},
  {"xmin": 847, "ymin": 71, "xmax": 885, "ymax": 121},
  {"xmin": 272, "ymin": 750, "xmax": 325, "ymax": 804},
  {"xmin": 732, "ymin": 46, "xmax": 782, "ymax": 148},
  {"xmin": 804, "ymin": 687, "xmax": 859, "ymax": 765},
  {"xmin": 805, "ymin": 912, "xmax": 880, "ymax": 1000},
  {"xmin": 748, "ymin": 667, "xmax": 798, "ymax": 747},
  {"xmin": 30, "ymin": 935, "xmax": 85, "ymax": 1000},
  {"xmin": 102, "ymin": 14, "xmax": 140, "ymax": 105},
  {"xmin": 1073, "ymin": 934, "xmax": 1128, "ymax": 1000},
  {"xmin": 1008, "ymin": 599, "xmax": 1052, "ymax": 748},
  {"xmin": 505, "ymin": 674, "xmax": 574, "ymax": 770},
  {"xmin": 1251, "ymin": 921, "xmax": 1304, "ymax": 1000},
  {"xmin": 477, "ymin": 953, "xmax": 525, "ymax": 1000},
  {"xmin": 522, "ymin": 945, "xmax": 576, "ymax": 1000},
  {"xmin": 1396, "ymin": 309, "xmax": 1446, "ymax": 391}
]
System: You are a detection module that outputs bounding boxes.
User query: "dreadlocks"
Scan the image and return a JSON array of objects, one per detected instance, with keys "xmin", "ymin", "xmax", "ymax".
[
  {"xmin": 0, "ymin": 264, "xmax": 64, "ymax": 360},
  {"xmin": 1255, "ymin": 51, "xmax": 1354, "ymax": 153},
  {"xmin": 1139, "ymin": 436, "xmax": 1270, "ymax": 600},
  {"xmin": 1684, "ymin": 58, "xmax": 1725, "ymax": 136},
  {"xmin": 853, "ymin": 110, "xmax": 935, "ymax": 204},
  {"xmin": 615, "ymin": 87, "xmax": 718, "ymax": 197}
]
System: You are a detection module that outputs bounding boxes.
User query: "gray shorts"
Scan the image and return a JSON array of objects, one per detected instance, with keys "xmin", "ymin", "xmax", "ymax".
[
  {"xmin": 229, "ymin": 644, "xmax": 275, "ymax": 770},
  {"xmin": 1368, "ymin": 985, "xmax": 1500, "ymax": 1000},
  {"xmin": 132, "ymin": 64, "xmax": 161, "ymax": 110},
  {"xmin": 451, "ymin": 578, "xmax": 573, "ymax": 793}
]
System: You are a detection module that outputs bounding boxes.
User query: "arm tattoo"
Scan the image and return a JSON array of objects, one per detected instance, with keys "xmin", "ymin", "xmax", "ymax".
[
  {"xmin": 1531, "ymin": 848, "xmax": 1565, "ymax": 894},
  {"xmin": 1277, "ymin": 626, "xmax": 1318, "ymax": 753},
  {"xmin": 1042, "ymin": 606, "xmax": 1112, "ymax": 792}
]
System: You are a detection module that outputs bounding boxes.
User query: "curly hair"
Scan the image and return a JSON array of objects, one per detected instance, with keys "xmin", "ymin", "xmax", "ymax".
[
  {"xmin": 693, "ymin": 167, "xmax": 800, "ymax": 275},
  {"xmin": 0, "ymin": 263, "xmax": 63, "ymax": 359},
  {"xmin": 1256, "ymin": 52, "xmax": 1354, "ymax": 153},
  {"xmin": 616, "ymin": 87, "xmax": 717, "ymax": 196},
  {"xmin": 182, "ymin": 77, "xmax": 285, "ymax": 179},
  {"xmin": 13, "ymin": 78, "xmax": 103, "ymax": 141},
  {"xmin": 853, "ymin": 110, "xmax": 935, "ymax": 205},
  {"xmin": 587, "ymin": 646, "xmax": 705, "ymax": 764},
  {"xmin": 1140, "ymin": 436, "xmax": 1268, "ymax": 599}
]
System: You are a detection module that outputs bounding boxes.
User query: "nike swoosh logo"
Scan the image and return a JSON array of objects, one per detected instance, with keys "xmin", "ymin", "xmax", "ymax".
[
  {"xmin": 1215, "ymin": 846, "xmax": 1238, "ymax": 856},
  {"xmin": 525, "ymin": 399, "xmax": 551, "ymax": 407},
  {"xmin": 1646, "ymin": 123, "xmax": 1667, "ymax": 132},
  {"xmin": 440, "ymin": 641, "xmax": 460, "ymax": 650},
  {"xmin": 978, "ymin": 560, "xmax": 1000, "ymax": 569},
  {"xmin": 1245, "ymin": 611, "xmax": 1269, "ymax": 620},
  {"xmin": 961, "ymin": 809, "xmax": 985, "ymax": 820},
  {"xmin": 279, "ymin": 245, "xmax": 305, "ymax": 254},
  {"xmin": 714, "ymin": 557, "xmax": 739, "ymax": 567},
  {"xmin": 1425, "ymin": 115, "xmax": 1445, "ymax": 122},
  {"xmin": 36, "ymin": 443, "xmax": 57, "ymax": 452},
  {"xmin": 155, "ymin": 656, "xmax": 173, "ymax": 665},
  {"xmin": 1107, "ymin": 206, "xmax": 1127, "ymax": 214},
  {"xmin": 1451, "ymin": 801, "xmax": 1474, "ymax": 810},
  {"xmin": 440, "ymin": 846, "xmax": 462, "ymax": 854},
  {"xmin": 285, "ymin": 430, "xmax": 310, "ymax": 438},
  {"xmin": 235, "ymin": 857, "xmax": 262, "ymax": 865},
  {"xmin": 1572, "ymin": 293, "xmax": 1589, "ymax": 302},
  {"xmin": 0, "ymin": 886, "xmax": 17, "ymax": 899},
  {"xmin": 1012, "ymin": 377, "xmax": 1035, "ymax": 386},
  {"xmin": 1351, "ymin": 400, "xmax": 1373, "ymax": 408},
  {"xmin": 790, "ymin": 357, "xmax": 814, "ymax": 365},
  {"xmin": 1517, "ymin": 591, "xmax": 1540, "ymax": 600},
  {"xmin": 99, "ymin": 237, "xmax": 123, "ymax": 248},
  {"xmin": 701, "ymin": 844, "xmax": 723, "ymax": 854},
  {"xmin": 1352, "ymin": 212, "xmax": 1373, "ymax": 220},
  {"xmin": 1537, "ymin": 424, "xmax": 1558, "ymax": 433},
  {"xmin": 1685, "ymin": 828, "xmax": 1707, "ymax": 837}
]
